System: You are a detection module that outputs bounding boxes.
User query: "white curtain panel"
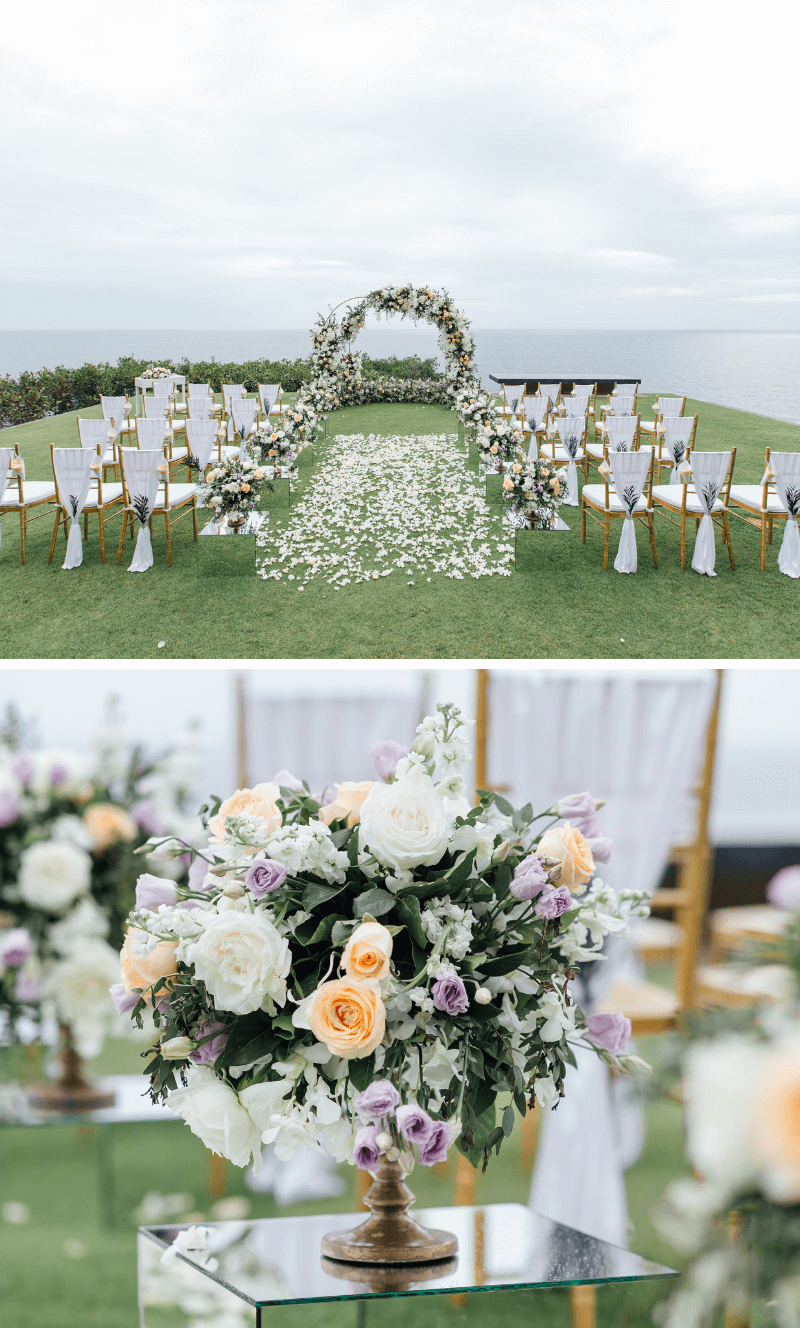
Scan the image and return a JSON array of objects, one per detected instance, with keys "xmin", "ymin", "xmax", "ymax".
[
  {"xmin": 771, "ymin": 452, "xmax": 800, "ymax": 579},
  {"xmin": 605, "ymin": 418, "xmax": 637, "ymax": 452},
  {"xmin": 690, "ymin": 451, "xmax": 730, "ymax": 576},
  {"xmin": 53, "ymin": 448, "xmax": 93, "ymax": 569},
  {"xmin": 185, "ymin": 420, "xmax": 219, "ymax": 471},
  {"xmin": 121, "ymin": 448, "xmax": 161, "ymax": 573},
  {"xmin": 556, "ymin": 417, "xmax": 584, "ymax": 505},
  {"xmin": 0, "ymin": 447, "xmax": 13, "ymax": 548},
  {"xmin": 662, "ymin": 418, "xmax": 694, "ymax": 485},
  {"xmin": 609, "ymin": 450, "xmax": 649, "ymax": 574},
  {"xmin": 244, "ymin": 691, "xmax": 423, "ymax": 796}
]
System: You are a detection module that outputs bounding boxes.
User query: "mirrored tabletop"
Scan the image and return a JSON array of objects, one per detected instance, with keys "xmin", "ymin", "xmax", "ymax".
[{"xmin": 0, "ymin": 1074, "xmax": 175, "ymax": 1127}]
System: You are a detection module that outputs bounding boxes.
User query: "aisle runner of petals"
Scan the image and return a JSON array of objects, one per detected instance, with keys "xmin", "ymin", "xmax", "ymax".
[{"xmin": 257, "ymin": 433, "xmax": 515, "ymax": 588}]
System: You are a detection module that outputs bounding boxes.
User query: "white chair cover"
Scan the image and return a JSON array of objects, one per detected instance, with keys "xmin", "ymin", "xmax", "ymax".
[
  {"xmin": 608, "ymin": 395, "xmax": 635, "ymax": 416},
  {"xmin": 188, "ymin": 383, "xmax": 212, "ymax": 397},
  {"xmin": 614, "ymin": 383, "xmax": 638, "ymax": 396},
  {"xmin": 556, "ymin": 417, "xmax": 584, "ymax": 505},
  {"xmin": 662, "ymin": 418, "xmax": 694, "ymax": 485},
  {"xmin": 151, "ymin": 378, "xmax": 174, "ymax": 397},
  {"xmin": 258, "ymin": 384, "xmax": 281, "ymax": 414},
  {"xmin": 188, "ymin": 397, "xmax": 213, "ymax": 420},
  {"xmin": 605, "ymin": 418, "xmax": 637, "ymax": 452},
  {"xmin": 53, "ymin": 448, "xmax": 93, "ymax": 569},
  {"xmin": 690, "ymin": 451, "xmax": 730, "ymax": 576},
  {"xmin": 77, "ymin": 418, "xmax": 115, "ymax": 457},
  {"xmin": 143, "ymin": 395, "xmax": 170, "ymax": 419},
  {"xmin": 524, "ymin": 396, "xmax": 548, "ymax": 459},
  {"xmin": 538, "ymin": 382, "xmax": 559, "ymax": 403},
  {"xmin": 222, "ymin": 384, "xmax": 245, "ymax": 409},
  {"xmin": 0, "ymin": 448, "xmax": 13, "ymax": 548},
  {"xmin": 657, "ymin": 397, "xmax": 683, "ymax": 417},
  {"xmin": 121, "ymin": 448, "xmax": 161, "ymax": 573},
  {"xmin": 503, "ymin": 383, "xmax": 524, "ymax": 414},
  {"xmin": 609, "ymin": 450, "xmax": 649, "ymax": 574},
  {"xmin": 100, "ymin": 396, "xmax": 130, "ymax": 434},
  {"xmin": 185, "ymin": 420, "xmax": 220, "ymax": 471},
  {"xmin": 136, "ymin": 419, "xmax": 169, "ymax": 451},
  {"xmin": 771, "ymin": 452, "xmax": 800, "ymax": 579},
  {"xmin": 230, "ymin": 399, "xmax": 258, "ymax": 457}
]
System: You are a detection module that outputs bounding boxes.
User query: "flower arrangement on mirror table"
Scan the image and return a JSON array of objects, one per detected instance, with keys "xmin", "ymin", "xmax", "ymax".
[
  {"xmin": 198, "ymin": 454, "xmax": 273, "ymax": 531},
  {"xmin": 250, "ymin": 424, "xmax": 301, "ymax": 480},
  {"xmin": 501, "ymin": 457, "xmax": 564, "ymax": 529},
  {"xmin": 140, "ymin": 366, "xmax": 172, "ymax": 380},
  {"xmin": 118, "ymin": 703, "xmax": 649, "ymax": 1265}
]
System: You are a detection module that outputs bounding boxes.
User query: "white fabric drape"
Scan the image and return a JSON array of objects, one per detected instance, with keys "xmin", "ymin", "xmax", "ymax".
[
  {"xmin": 772, "ymin": 453, "xmax": 800, "ymax": 579},
  {"xmin": 231, "ymin": 400, "xmax": 258, "ymax": 458},
  {"xmin": 556, "ymin": 417, "xmax": 583, "ymax": 505},
  {"xmin": 185, "ymin": 420, "xmax": 219, "ymax": 471},
  {"xmin": 524, "ymin": 397, "xmax": 547, "ymax": 460},
  {"xmin": 539, "ymin": 383, "xmax": 559, "ymax": 402},
  {"xmin": 605, "ymin": 419, "xmax": 637, "ymax": 452},
  {"xmin": 503, "ymin": 383, "xmax": 524, "ymax": 414},
  {"xmin": 662, "ymin": 418, "xmax": 694, "ymax": 485},
  {"xmin": 609, "ymin": 395, "xmax": 635, "ymax": 417},
  {"xmin": 259, "ymin": 384, "xmax": 280, "ymax": 415},
  {"xmin": 121, "ymin": 449, "xmax": 161, "ymax": 573},
  {"xmin": 136, "ymin": 419, "xmax": 169, "ymax": 451},
  {"xmin": 690, "ymin": 451, "xmax": 729, "ymax": 576},
  {"xmin": 53, "ymin": 448, "xmax": 93, "ymax": 569},
  {"xmin": 0, "ymin": 447, "xmax": 13, "ymax": 549},
  {"xmin": 609, "ymin": 450, "xmax": 649, "ymax": 574}
]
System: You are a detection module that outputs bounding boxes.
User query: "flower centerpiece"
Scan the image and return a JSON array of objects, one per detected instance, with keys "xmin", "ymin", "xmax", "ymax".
[
  {"xmin": 250, "ymin": 424, "xmax": 300, "ymax": 480},
  {"xmin": 140, "ymin": 366, "xmax": 172, "ymax": 380},
  {"xmin": 502, "ymin": 458, "xmax": 564, "ymax": 529},
  {"xmin": 119, "ymin": 702, "xmax": 647, "ymax": 1263},
  {"xmin": 197, "ymin": 454, "xmax": 273, "ymax": 531}
]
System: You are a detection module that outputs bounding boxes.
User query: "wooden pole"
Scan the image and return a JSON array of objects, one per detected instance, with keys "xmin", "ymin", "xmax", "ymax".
[
  {"xmin": 235, "ymin": 673, "xmax": 248, "ymax": 789},
  {"xmin": 474, "ymin": 668, "xmax": 489, "ymax": 802}
]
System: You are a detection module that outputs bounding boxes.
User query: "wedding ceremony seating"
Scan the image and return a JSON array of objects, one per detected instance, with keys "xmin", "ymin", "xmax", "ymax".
[
  {"xmin": 538, "ymin": 382, "xmax": 561, "ymax": 411},
  {"xmin": 546, "ymin": 415, "xmax": 590, "ymax": 503},
  {"xmin": 48, "ymin": 444, "xmax": 123, "ymax": 567},
  {"xmin": 522, "ymin": 394, "xmax": 549, "ymax": 459},
  {"xmin": 500, "ymin": 381, "xmax": 525, "ymax": 417},
  {"xmin": 222, "ymin": 384, "xmax": 246, "ymax": 413},
  {"xmin": 639, "ymin": 395, "xmax": 686, "ymax": 444},
  {"xmin": 100, "ymin": 395, "xmax": 135, "ymax": 454},
  {"xmin": 729, "ymin": 449, "xmax": 800, "ymax": 576},
  {"xmin": 258, "ymin": 384, "xmax": 287, "ymax": 419},
  {"xmin": 652, "ymin": 449, "xmax": 736, "ymax": 573},
  {"xmin": 187, "ymin": 396, "xmax": 214, "ymax": 419},
  {"xmin": 599, "ymin": 394, "xmax": 638, "ymax": 426},
  {"xmin": 582, "ymin": 448, "xmax": 657, "ymax": 571},
  {"xmin": 587, "ymin": 414, "xmax": 640, "ymax": 468},
  {"xmin": 0, "ymin": 443, "xmax": 55, "ymax": 563},
  {"xmin": 184, "ymin": 419, "xmax": 221, "ymax": 473},
  {"xmin": 135, "ymin": 416, "xmax": 189, "ymax": 481},
  {"xmin": 644, "ymin": 415, "xmax": 697, "ymax": 483},
  {"xmin": 230, "ymin": 398, "xmax": 259, "ymax": 452},
  {"xmin": 77, "ymin": 416, "xmax": 119, "ymax": 481},
  {"xmin": 117, "ymin": 447, "xmax": 197, "ymax": 569},
  {"xmin": 612, "ymin": 381, "xmax": 639, "ymax": 396}
]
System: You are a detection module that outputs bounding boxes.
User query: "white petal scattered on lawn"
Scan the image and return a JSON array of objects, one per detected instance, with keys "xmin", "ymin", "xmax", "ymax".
[{"xmin": 257, "ymin": 432, "xmax": 515, "ymax": 586}]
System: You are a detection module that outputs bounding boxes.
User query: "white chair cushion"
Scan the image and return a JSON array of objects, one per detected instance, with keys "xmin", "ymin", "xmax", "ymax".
[
  {"xmin": 729, "ymin": 485, "xmax": 784, "ymax": 515},
  {"xmin": 218, "ymin": 446, "xmax": 240, "ymax": 460},
  {"xmin": 168, "ymin": 447, "xmax": 189, "ymax": 460},
  {"xmin": 85, "ymin": 483, "xmax": 124, "ymax": 509},
  {"xmin": 652, "ymin": 485, "xmax": 724, "ymax": 514},
  {"xmin": 582, "ymin": 484, "xmax": 650, "ymax": 514},
  {"xmin": 1, "ymin": 481, "xmax": 56, "ymax": 507},
  {"xmin": 586, "ymin": 443, "xmax": 605, "ymax": 459},
  {"xmin": 550, "ymin": 446, "xmax": 586, "ymax": 462},
  {"xmin": 153, "ymin": 484, "xmax": 197, "ymax": 511}
]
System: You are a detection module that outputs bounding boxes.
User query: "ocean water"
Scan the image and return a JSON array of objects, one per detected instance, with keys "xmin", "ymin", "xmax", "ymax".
[{"xmin": 1, "ymin": 328, "xmax": 798, "ymax": 424}]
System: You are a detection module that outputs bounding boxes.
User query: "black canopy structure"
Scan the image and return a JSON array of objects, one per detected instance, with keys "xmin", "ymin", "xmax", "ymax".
[{"xmin": 489, "ymin": 376, "xmax": 640, "ymax": 395}]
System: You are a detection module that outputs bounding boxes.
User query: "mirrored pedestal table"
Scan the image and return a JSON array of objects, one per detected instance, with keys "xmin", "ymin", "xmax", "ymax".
[{"xmin": 139, "ymin": 1202, "xmax": 677, "ymax": 1328}]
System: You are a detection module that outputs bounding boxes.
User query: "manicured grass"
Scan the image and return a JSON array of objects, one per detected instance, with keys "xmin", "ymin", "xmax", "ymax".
[
  {"xmin": 3, "ymin": 397, "xmax": 799, "ymax": 659},
  {"xmin": 0, "ymin": 1037, "xmax": 686, "ymax": 1328}
]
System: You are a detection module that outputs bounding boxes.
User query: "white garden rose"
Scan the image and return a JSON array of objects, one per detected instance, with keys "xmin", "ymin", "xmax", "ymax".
[
  {"xmin": 48, "ymin": 897, "xmax": 110, "ymax": 956},
  {"xmin": 359, "ymin": 766, "xmax": 451, "ymax": 871},
  {"xmin": 189, "ymin": 910, "xmax": 291, "ymax": 1015},
  {"xmin": 167, "ymin": 1066, "xmax": 263, "ymax": 1170},
  {"xmin": 18, "ymin": 840, "xmax": 92, "ymax": 914},
  {"xmin": 41, "ymin": 937, "xmax": 121, "ymax": 1059}
]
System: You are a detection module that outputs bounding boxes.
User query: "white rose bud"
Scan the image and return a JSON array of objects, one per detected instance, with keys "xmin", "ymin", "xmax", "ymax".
[
  {"xmin": 398, "ymin": 1150, "xmax": 415, "ymax": 1173},
  {"xmin": 492, "ymin": 839, "xmax": 511, "ymax": 862},
  {"xmin": 221, "ymin": 880, "xmax": 245, "ymax": 899},
  {"xmin": 411, "ymin": 732, "xmax": 436, "ymax": 758},
  {"xmin": 475, "ymin": 988, "xmax": 493, "ymax": 1005},
  {"xmin": 385, "ymin": 1146, "xmax": 400, "ymax": 1161},
  {"xmin": 375, "ymin": 1131, "xmax": 393, "ymax": 1151},
  {"xmin": 161, "ymin": 1036, "xmax": 194, "ymax": 1060}
]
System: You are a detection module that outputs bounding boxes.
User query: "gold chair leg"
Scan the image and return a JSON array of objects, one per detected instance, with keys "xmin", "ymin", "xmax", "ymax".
[
  {"xmin": 603, "ymin": 514, "xmax": 609, "ymax": 569},
  {"xmin": 192, "ymin": 499, "xmax": 198, "ymax": 541},
  {"xmin": 117, "ymin": 513, "xmax": 128, "ymax": 565},
  {"xmin": 570, "ymin": 1285, "xmax": 596, "ymax": 1328},
  {"xmin": 165, "ymin": 512, "xmax": 173, "ymax": 566},
  {"xmin": 582, "ymin": 500, "xmax": 586, "ymax": 543},
  {"xmin": 20, "ymin": 510, "xmax": 26, "ymax": 565},
  {"xmin": 724, "ymin": 513, "xmax": 735, "ymax": 569},
  {"xmin": 760, "ymin": 516, "xmax": 766, "ymax": 571},
  {"xmin": 649, "ymin": 512, "xmax": 658, "ymax": 569},
  {"xmin": 83, "ymin": 512, "xmax": 89, "ymax": 540},
  {"xmin": 48, "ymin": 511, "xmax": 60, "ymax": 564},
  {"xmin": 680, "ymin": 512, "xmax": 686, "ymax": 569},
  {"xmin": 98, "ymin": 510, "xmax": 106, "ymax": 564}
]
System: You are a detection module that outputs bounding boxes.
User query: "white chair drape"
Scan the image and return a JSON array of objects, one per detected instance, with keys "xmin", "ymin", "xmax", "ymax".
[
  {"xmin": 609, "ymin": 450, "xmax": 649, "ymax": 574},
  {"xmin": 78, "ymin": 418, "xmax": 116, "ymax": 465},
  {"xmin": 662, "ymin": 418, "xmax": 694, "ymax": 485},
  {"xmin": 608, "ymin": 395, "xmax": 635, "ymax": 417},
  {"xmin": 503, "ymin": 383, "xmax": 524, "ymax": 414},
  {"xmin": 690, "ymin": 451, "xmax": 729, "ymax": 576},
  {"xmin": 605, "ymin": 418, "xmax": 637, "ymax": 452},
  {"xmin": 524, "ymin": 396, "xmax": 548, "ymax": 460},
  {"xmin": 538, "ymin": 382, "xmax": 559, "ymax": 403},
  {"xmin": 185, "ymin": 420, "xmax": 220, "ymax": 471},
  {"xmin": 555, "ymin": 417, "xmax": 584, "ymax": 504},
  {"xmin": 121, "ymin": 448, "xmax": 161, "ymax": 573},
  {"xmin": 771, "ymin": 452, "xmax": 800, "ymax": 579},
  {"xmin": 188, "ymin": 397, "xmax": 213, "ymax": 420},
  {"xmin": 53, "ymin": 448, "xmax": 93, "ymax": 569},
  {"xmin": 136, "ymin": 419, "xmax": 169, "ymax": 451},
  {"xmin": 258, "ymin": 384, "xmax": 281, "ymax": 415},
  {"xmin": 230, "ymin": 399, "xmax": 258, "ymax": 457},
  {"xmin": 0, "ymin": 448, "xmax": 14, "ymax": 548}
]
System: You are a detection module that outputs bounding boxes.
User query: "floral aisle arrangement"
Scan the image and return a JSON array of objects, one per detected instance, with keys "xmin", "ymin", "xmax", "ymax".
[
  {"xmin": 119, "ymin": 702, "xmax": 647, "ymax": 1259},
  {"xmin": 140, "ymin": 366, "xmax": 172, "ymax": 380},
  {"xmin": 0, "ymin": 704, "xmax": 203, "ymax": 1101},
  {"xmin": 197, "ymin": 454, "xmax": 273, "ymax": 529},
  {"xmin": 502, "ymin": 458, "xmax": 564, "ymax": 529},
  {"xmin": 250, "ymin": 424, "xmax": 300, "ymax": 478}
]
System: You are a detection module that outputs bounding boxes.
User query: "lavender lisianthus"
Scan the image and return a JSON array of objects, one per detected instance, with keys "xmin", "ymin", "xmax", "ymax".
[
  {"xmin": 131, "ymin": 800, "xmax": 166, "ymax": 837},
  {"xmin": 355, "ymin": 1080, "xmax": 400, "ymax": 1122},
  {"xmin": 244, "ymin": 859, "xmax": 288, "ymax": 898},
  {"xmin": 431, "ymin": 973, "xmax": 469, "ymax": 1016},
  {"xmin": 510, "ymin": 854, "xmax": 549, "ymax": 901},
  {"xmin": 135, "ymin": 874, "xmax": 178, "ymax": 911},
  {"xmin": 535, "ymin": 885, "xmax": 574, "ymax": 920},
  {"xmin": 9, "ymin": 754, "xmax": 33, "ymax": 786},
  {"xmin": 110, "ymin": 983, "xmax": 138, "ymax": 1015},
  {"xmin": 353, "ymin": 1124, "xmax": 381, "ymax": 1170},
  {"xmin": 48, "ymin": 761, "xmax": 69, "ymax": 788},
  {"xmin": 188, "ymin": 856, "xmax": 214, "ymax": 892},
  {"xmin": 15, "ymin": 971, "xmax": 41, "ymax": 1003},
  {"xmin": 766, "ymin": 865, "xmax": 800, "ymax": 911},
  {"xmin": 0, "ymin": 790, "xmax": 21, "ymax": 828},
  {"xmin": 0, "ymin": 928, "xmax": 32, "ymax": 967},
  {"xmin": 418, "ymin": 1119, "xmax": 454, "ymax": 1166},
  {"xmin": 585, "ymin": 1012, "xmax": 631, "ymax": 1056},
  {"xmin": 584, "ymin": 833, "xmax": 612, "ymax": 864},
  {"xmin": 188, "ymin": 1020, "xmax": 229, "ymax": 1065},
  {"xmin": 369, "ymin": 739, "xmax": 408, "ymax": 782},
  {"xmin": 395, "ymin": 1103, "xmax": 435, "ymax": 1146},
  {"xmin": 556, "ymin": 791, "xmax": 609, "ymax": 847}
]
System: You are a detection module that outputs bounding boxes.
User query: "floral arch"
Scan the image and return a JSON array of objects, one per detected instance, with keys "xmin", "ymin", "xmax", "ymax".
[{"xmin": 269, "ymin": 285, "xmax": 522, "ymax": 465}]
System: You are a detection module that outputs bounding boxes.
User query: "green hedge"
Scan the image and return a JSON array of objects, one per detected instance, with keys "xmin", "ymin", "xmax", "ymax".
[{"xmin": 0, "ymin": 353, "xmax": 442, "ymax": 429}]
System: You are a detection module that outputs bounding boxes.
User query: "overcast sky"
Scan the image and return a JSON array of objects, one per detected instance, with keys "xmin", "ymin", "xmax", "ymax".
[{"xmin": 2, "ymin": 0, "xmax": 799, "ymax": 331}]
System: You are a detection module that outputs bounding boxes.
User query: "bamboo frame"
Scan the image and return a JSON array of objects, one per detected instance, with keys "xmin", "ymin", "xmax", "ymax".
[
  {"xmin": 653, "ymin": 448, "xmax": 736, "ymax": 571},
  {"xmin": 652, "ymin": 414, "xmax": 697, "ymax": 485},
  {"xmin": 581, "ymin": 447, "xmax": 658, "ymax": 570}
]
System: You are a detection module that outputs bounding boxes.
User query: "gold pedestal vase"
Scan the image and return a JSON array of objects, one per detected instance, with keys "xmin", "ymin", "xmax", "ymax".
[
  {"xmin": 321, "ymin": 1156, "xmax": 458, "ymax": 1265},
  {"xmin": 26, "ymin": 1026, "xmax": 115, "ymax": 1112}
]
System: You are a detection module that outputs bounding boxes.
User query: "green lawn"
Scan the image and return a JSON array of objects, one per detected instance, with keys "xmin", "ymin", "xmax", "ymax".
[
  {"xmin": 3, "ymin": 397, "xmax": 799, "ymax": 659},
  {"xmin": 0, "ymin": 1036, "xmax": 686, "ymax": 1328}
]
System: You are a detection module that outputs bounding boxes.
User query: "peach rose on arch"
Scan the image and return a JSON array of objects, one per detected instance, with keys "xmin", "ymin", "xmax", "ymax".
[
  {"xmin": 538, "ymin": 822, "xmax": 594, "ymax": 894},
  {"xmin": 208, "ymin": 783, "xmax": 282, "ymax": 841},
  {"xmin": 318, "ymin": 781, "xmax": 374, "ymax": 829}
]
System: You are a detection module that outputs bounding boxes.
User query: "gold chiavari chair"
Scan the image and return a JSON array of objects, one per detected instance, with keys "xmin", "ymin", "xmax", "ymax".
[
  {"xmin": 48, "ymin": 442, "xmax": 124, "ymax": 564},
  {"xmin": 0, "ymin": 443, "xmax": 56, "ymax": 563},
  {"xmin": 728, "ymin": 448, "xmax": 800, "ymax": 571},
  {"xmin": 638, "ymin": 395, "xmax": 686, "ymax": 447},
  {"xmin": 652, "ymin": 449, "xmax": 736, "ymax": 571},
  {"xmin": 117, "ymin": 446, "xmax": 198, "ymax": 568},
  {"xmin": 581, "ymin": 446, "xmax": 657, "ymax": 570}
]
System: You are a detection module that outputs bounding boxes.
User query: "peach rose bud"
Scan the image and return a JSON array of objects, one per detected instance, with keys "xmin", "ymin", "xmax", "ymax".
[{"xmin": 342, "ymin": 920, "xmax": 393, "ymax": 981}]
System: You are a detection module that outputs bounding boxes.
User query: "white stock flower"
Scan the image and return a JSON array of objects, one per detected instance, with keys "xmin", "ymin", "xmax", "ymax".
[
  {"xmin": 41, "ymin": 938, "xmax": 120, "ymax": 1059},
  {"xmin": 449, "ymin": 820, "xmax": 495, "ymax": 873},
  {"xmin": 167, "ymin": 1067, "xmax": 263, "ymax": 1170},
  {"xmin": 422, "ymin": 1039, "xmax": 461, "ymax": 1089},
  {"xmin": 48, "ymin": 897, "xmax": 110, "ymax": 956},
  {"xmin": 188, "ymin": 910, "xmax": 291, "ymax": 1015},
  {"xmin": 18, "ymin": 840, "xmax": 92, "ymax": 914},
  {"xmin": 683, "ymin": 1035, "xmax": 766, "ymax": 1202},
  {"xmin": 360, "ymin": 766, "xmax": 451, "ymax": 872},
  {"xmin": 265, "ymin": 822, "xmax": 349, "ymax": 883}
]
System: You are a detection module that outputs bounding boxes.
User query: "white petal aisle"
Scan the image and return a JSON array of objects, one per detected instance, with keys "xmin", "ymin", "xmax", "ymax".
[{"xmin": 257, "ymin": 432, "xmax": 515, "ymax": 588}]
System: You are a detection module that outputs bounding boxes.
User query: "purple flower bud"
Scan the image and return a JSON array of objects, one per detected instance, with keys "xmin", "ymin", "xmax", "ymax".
[
  {"xmin": 188, "ymin": 856, "xmax": 213, "ymax": 892},
  {"xmin": 418, "ymin": 1119, "xmax": 454, "ymax": 1166},
  {"xmin": 353, "ymin": 1124, "xmax": 381, "ymax": 1170},
  {"xmin": 585, "ymin": 1012, "xmax": 631, "ymax": 1056},
  {"xmin": 431, "ymin": 973, "xmax": 469, "ymax": 1016},
  {"xmin": 766, "ymin": 865, "xmax": 800, "ymax": 912},
  {"xmin": 510, "ymin": 854, "xmax": 549, "ymax": 901},
  {"xmin": 48, "ymin": 762, "xmax": 69, "ymax": 788},
  {"xmin": 9, "ymin": 754, "xmax": 33, "ymax": 786},
  {"xmin": 135, "ymin": 874, "xmax": 178, "ymax": 911},
  {"xmin": 354, "ymin": 1080, "xmax": 400, "ymax": 1121},
  {"xmin": 585, "ymin": 833, "xmax": 612, "ymax": 864},
  {"xmin": 15, "ymin": 971, "xmax": 41, "ymax": 1003},
  {"xmin": 110, "ymin": 982, "xmax": 138, "ymax": 1015},
  {"xmin": 557, "ymin": 792, "xmax": 608, "ymax": 845},
  {"xmin": 395, "ymin": 1103, "xmax": 435, "ymax": 1146},
  {"xmin": 244, "ymin": 859, "xmax": 288, "ymax": 898},
  {"xmin": 369, "ymin": 739, "xmax": 408, "ymax": 782},
  {"xmin": 0, "ymin": 790, "xmax": 21, "ymax": 827},
  {"xmin": 0, "ymin": 927, "xmax": 33, "ymax": 967},
  {"xmin": 131, "ymin": 800, "xmax": 166, "ymax": 836},
  {"xmin": 534, "ymin": 885, "xmax": 574, "ymax": 920},
  {"xmin": 188, "ymin": 1020, "xmax": 228, "ymax": 1065}
]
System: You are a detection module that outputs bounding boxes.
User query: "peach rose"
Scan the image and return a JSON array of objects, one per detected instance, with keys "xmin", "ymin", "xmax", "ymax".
[
  {"xmin": 208, "ymin": 783, "xmax": 282, "ymax": 841},
  {"xmin": 83, "ymin": 803, "xmax": 137, "ymax": 851},
  {"xmin": 503, "ymin": 477, "xmax": 514, "ymax": 491},
  {"xmin": 538, "ymin": 822, "xmax": 594, "ymax": 894},
  {"xmin": 318, "ymin": 781, "xmax": 374, "ymax": 828},
  {"xmin": 120, "ymin": 928, "xmax": 179, "ymax": 1002},
  {"xmin": 303, "ymin": 977, "xmax": 385, "ymax": 1059},
  {"xmin": 342, "ymin": 921, "xmax": 393, "ymax": 981},
  {"xmin": 755, "ymin": 1051, "xmax": 800, "ymax": 1200}
]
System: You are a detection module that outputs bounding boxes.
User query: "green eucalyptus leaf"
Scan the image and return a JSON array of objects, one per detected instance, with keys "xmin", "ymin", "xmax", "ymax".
[
  {"xmin": 353, "ymin": 888, "xmax": 396, "ymax": 919},
  {"xmin": 302, "ymin": 881, "xmax": 348, "ymax": 912}
]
